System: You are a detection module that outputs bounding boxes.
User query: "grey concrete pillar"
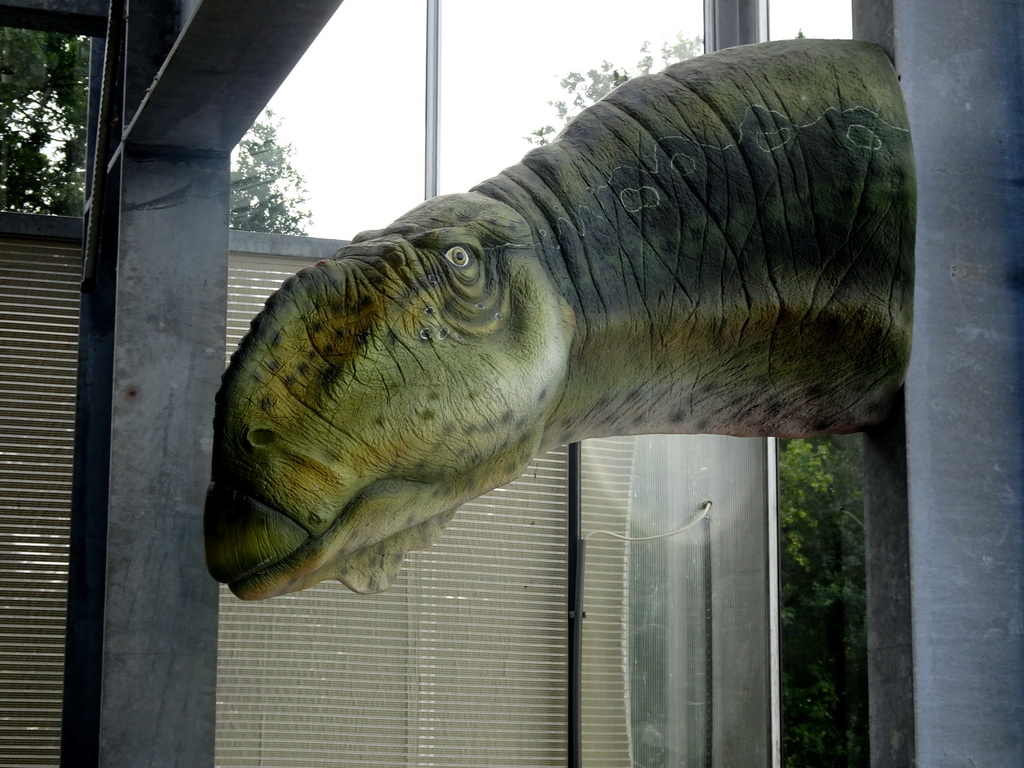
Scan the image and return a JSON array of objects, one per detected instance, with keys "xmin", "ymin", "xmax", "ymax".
[
  {"xmin": 894, "ymin": 0, "xmax": 1024, "ymax": 763},
  {"xmin": 93, "ymin": 148, "xmax": 227, "ymax": 766}
]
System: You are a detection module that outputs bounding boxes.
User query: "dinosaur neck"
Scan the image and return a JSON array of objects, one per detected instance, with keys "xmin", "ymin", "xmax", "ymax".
[
  {"xmin": 532, "ymin": 238, "xmax": 902, "ymax": 448},
  {"xmin": 476, "ymin": 166, "xmax": 768, "ymax": 446},
  {"xmin": 477, "ymin": 180, "xmax": 906, "ymax": 446},
  {"xmin": 473, "ymin": 87, "xmax": 912, "ymax": 446},
  {"xmin": 536, "ymin": 241, "xmax": 757, "ymax": 449}
]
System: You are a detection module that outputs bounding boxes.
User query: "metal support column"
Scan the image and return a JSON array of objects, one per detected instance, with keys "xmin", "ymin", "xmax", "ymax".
[
  {"xmin": 91, "ymin": 145, "xmax": 228, "ymax": 766},
  {"xmin": 894, "ymin": 0, "xmax": 1024, "ymax": 763},
  {"xmin": 60, "ymin": 0, "xmax": 346, "ymax": 764},
  {"xmin": 65, "ymin": 2, "xmax": 228, "ymax": 762},
  {"xmin": 704, "ymin": 0, "xmax": 767, "ymax": 51},
  {"xmin": 424, "ymin": 0, "xmax": 440, "ymax": 199}
]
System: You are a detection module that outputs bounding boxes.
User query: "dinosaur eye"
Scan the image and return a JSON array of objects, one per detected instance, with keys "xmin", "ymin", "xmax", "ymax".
[{"xmin": 442, "ymin": 246, "xmax": 472, "ymax": 269}]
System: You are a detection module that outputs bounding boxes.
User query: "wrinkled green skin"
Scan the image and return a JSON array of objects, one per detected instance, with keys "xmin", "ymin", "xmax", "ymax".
[{"xmin": 206, "ymin": 39, "xmax": 915, "ymax": 598}]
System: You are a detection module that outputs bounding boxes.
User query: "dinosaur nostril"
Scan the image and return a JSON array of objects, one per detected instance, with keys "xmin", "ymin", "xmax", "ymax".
[{"xmin": 246, "ymin": 428, "xmax": 276, "ymax": 448}]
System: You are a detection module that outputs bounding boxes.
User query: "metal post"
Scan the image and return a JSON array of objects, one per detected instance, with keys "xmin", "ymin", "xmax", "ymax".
[
  {"xmin": 62, "ymin": 155, "xmax": 119, "ymax": 768},
  {"xmin": 54, "ymin": 0, "xmax": 343, "ymax": 764},
  {"xmin": 894, "ymin": 0, "xmax": 1024, "ymax": 762},
  {"xmin": 424, "ymin": 0, "xmax": 440, "ymax": 199},
  {"xmin": 701, "ymin": 6, "xmax": 778, "ymax": 768},
  {"xmin": 704, "ymin": 0, "xmax": 767, "ymax": 51},
  {"xmin": 566, "ymin": 442, "xmax": 584, "ymax": 768},
  {"xmin": 93, "ymin": 146, "xmax": 226, "ymax": 766},
  {"xmin": 862, "ymin": 397, "xmax": 914, "ymax": 766}
]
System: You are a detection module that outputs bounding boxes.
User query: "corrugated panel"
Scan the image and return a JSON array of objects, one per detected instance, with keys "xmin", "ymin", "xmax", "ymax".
[
  {"xmin": 215, "ymin": 253, "xmax": 570, "ymax": 767},
  {"xmin": 0, "ymin": 238, "xmax": 81, "ymax": 768}
]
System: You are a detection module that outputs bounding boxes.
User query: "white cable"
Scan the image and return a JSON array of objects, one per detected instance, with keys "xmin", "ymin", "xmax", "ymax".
[{"xmin": 583, "ymin": 500, "xmax": 713, "ymax": 543}]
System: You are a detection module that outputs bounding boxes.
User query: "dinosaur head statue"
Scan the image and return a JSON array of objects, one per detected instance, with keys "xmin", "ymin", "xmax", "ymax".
[
  {"xmin": 205, "ymin": 193, "xmax": 574, "ymax": 598},
  {"xmin": 206, "ymin": 39, "xmax": 914, "ymax": 599}
]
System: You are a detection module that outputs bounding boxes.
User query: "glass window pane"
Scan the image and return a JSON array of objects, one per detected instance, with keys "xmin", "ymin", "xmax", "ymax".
[
  {"xmin": 768, "ymin": 0, "xmax": 851, "ymax": 40},
  {"xmin": 581, "ymin": 435, "xmax": 773, "ymax": 766},
  {"xmin": 0, "ymin": 28, "xmax": 89, "ymax": 216},
  {"xmin": 778, "ymin": 434, "xmax": 868, "ymax": 765},
  {"xmin": 0, "ymin": 236, "xmax": 81, "ymax": 768},
  {"xmin": 263, "ymin": 0, "xmax": 426, "ymax": 239},
  {"xmin": 438, "ymin": 0, "xmax": 704, "ymax": 195}
]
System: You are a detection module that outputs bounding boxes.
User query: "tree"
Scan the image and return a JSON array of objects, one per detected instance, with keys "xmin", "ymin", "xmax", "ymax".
[
  {"xmin": 230, "ymin": 109, "xmax": 313, "ymax": 235},
  {"xmin": 527, "ymin": 33, "xmax": 703, "ymax": 145},
  {"xmin": 0, "ymin": 28, "xmax": 89, "ymax": 215},
  {"xmin": 778, "ymin": 435, "xmax": 867, "ymax": 767}
]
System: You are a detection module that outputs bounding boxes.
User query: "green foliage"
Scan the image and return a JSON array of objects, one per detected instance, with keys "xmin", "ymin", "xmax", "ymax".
[
  {"xmin": 527, "ymin": 33, "xmax": 703, "ymax": 145},
  {"xmin": 0, "ymin": 28, "xmax": 89, "ymax": 215},
  {"xmin": 778, "ymin": 435, "xmax": 867, "ymax": 767},
  {"xmin": 230, "ymin": 109, "xmax": 313, "ymax": 235}
]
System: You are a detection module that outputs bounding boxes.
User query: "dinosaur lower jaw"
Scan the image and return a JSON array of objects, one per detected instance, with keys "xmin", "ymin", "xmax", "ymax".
[
  {"xmin": 224, "ymin": 509, "xmax": 456, "ymax": 599},
  {"xmin": 205, "ymin": 475, "xmax": 464, "ymax": 599}
]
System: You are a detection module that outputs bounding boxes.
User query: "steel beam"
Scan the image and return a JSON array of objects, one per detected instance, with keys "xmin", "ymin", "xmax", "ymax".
[
  {"xmin": 862, "ymin": 397, "xmax": 915, "ymax": 767},
  {"xmin": 123, "ymin": 0, "xmax": 345, "ymax": 153},
  {"xmin": 65, "ymin": 1, "xmax": 350, "ymax": 764},
  {"xmin": 424, "ymin": 0, "xmax": 440, "ymax": 198},
  {"xmin": 62, "ymin": 150, "xmax": 119, "ymax": 767},
  {"xmin": 94, "ymin": 146, "xmax": 227, "ymax": 766},
  {"xmin": 852, "ymin": 0, "xmax": 895, "ymax": 56},
  {"xmin": 0, "ymin": 0, "xmax": 107, "ymax": 35}
]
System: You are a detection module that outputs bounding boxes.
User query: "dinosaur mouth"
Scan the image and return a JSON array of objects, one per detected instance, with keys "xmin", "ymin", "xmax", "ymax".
[
  {"xmin": 204, "ymin": 482, "xmax": 309, "ymax": 584},
  {"xmin": 204, "ymin": 481, "xmax": 456, "ymax": 599}
]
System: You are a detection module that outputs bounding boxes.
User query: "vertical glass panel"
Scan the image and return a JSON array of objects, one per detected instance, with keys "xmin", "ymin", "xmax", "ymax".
[
  {"xmin": 778, "ymin": 434, "xmax": 867, "ymax": 765},
  {"xmin": 767, "ymin": 0, "xmax": 851, "ymax": 40},
  {"xmin": 581, "ymin": 435, "xmax": 773, "ymax": 767},
  {"xmin": 764, "ymin": 10, "xmax": 865, "ymax": 761},
  {"xmin": 215, "ymin": 452, "xmax": 570, "ymax": 767},
  {"xmin": 0, "ymin": 29, "xmax": 89, "ymax": 216},
  {"xmin": 764, "ymin": 7, "xmax": 866, "ymax": 759},
  {"xmin": 438, "ymin": 0, "xmax": 704, "ymax": 195},
  {"xmin": 263, "ymin": 0, "xmax": 426, "ymax": 239}
]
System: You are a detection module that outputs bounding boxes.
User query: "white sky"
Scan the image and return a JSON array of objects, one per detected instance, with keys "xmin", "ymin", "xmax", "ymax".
[{"xmin": 266, "ymin": 0, "xmax": 851, "ymax": 240}]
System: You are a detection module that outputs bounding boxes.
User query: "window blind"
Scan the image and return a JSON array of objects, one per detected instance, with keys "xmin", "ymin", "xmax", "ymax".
[
  {"xmin": 215, "ymin": 253, "xmax": 570, "ymax": 767},
  {"xmin": 0, "ymin": 238, "xmax": 80, "ymax": 767}
]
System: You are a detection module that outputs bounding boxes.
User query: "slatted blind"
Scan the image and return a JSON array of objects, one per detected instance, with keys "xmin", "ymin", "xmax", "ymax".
[
  {"xmin": 0, "ymin": 238, "xmax": 80, "ymax": 767},
  {"xmin": 215, "ymin": 253, "xmax": 570, "ymax": 767}
]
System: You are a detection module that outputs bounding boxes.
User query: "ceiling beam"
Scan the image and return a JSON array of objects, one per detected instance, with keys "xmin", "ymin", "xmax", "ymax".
[
  {"xmin": 0, "ymin": 0, "xmax": 107, "ymax": 36},
  {"xmin": 123, "ymin": 0, "xmax": 345, "ymax": 153}
]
